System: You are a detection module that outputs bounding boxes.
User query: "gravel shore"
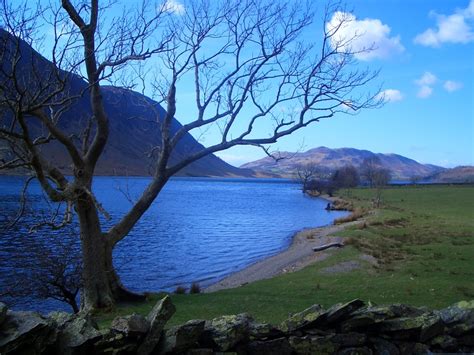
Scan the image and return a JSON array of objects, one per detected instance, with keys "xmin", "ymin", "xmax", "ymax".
[{"xmin": 205, "ymin": 215, "xmax": 360, "ymax": 293}]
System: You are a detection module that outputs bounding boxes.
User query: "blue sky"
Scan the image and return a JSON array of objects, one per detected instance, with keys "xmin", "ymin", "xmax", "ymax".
[
  {"xmin": 8, "ymin": 0, "xmax": 474, "ymax": 168},
  {"xmin": 213, "ymin": 0, "xmax": 473, "ymax": 168}
]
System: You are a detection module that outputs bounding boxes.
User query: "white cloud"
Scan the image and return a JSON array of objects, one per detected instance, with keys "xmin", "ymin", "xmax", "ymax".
[
  {"xmin": 415, "ymin": 72, "xmax": 437, "ymax": 86},
  {"xmin": 414, "ymin": 72, "xmax": 437, "ymax": 98},
  {"xmin": 159, "ymin": 0, "xmax": 185, "ymax": 15},
  {"xmin": 417, "ymin": 86, "xmax": 433, "ymax": 99},
  {"xmin": 444, "ymin": 80, "xmax": 463, "ymax": 92},
  {"xmin": 414, "ymin": 0, "xmax": 474, "ymax": 47},
  {"xmin": 326, "ymin": 12, "xmax": 404, "ymax": 61},
  {"xmin": 377, "ymin": 89, "xmax": 403, "ymax": 103}
]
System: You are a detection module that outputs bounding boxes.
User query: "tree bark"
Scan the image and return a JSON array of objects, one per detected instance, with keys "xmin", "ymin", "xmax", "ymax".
[{"xmin": 76, "ymin": 193, "xmax": 145, "ymax": 311}]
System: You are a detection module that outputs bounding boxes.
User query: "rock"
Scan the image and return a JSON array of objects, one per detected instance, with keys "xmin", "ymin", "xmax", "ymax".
[
  {"xmin": 429, "ymin": 335, "xmax": 458, "ymax": 351},
  {"xmin": 337, "ymin": 347, "xmax": 373, "ymax": 355},
  {"xmin": 186, "ymin": 349, "xmax": 214, "ymax": 355},
  {"xmin": 158, "ymin": 319, "xmax": 205, "ymax": 353},
  {"xmin": 111, "ymin": 313, "xmax": 149, "ymax": 337},
  {"xmin": 396, "ymin": 341, "xmax": 430, "ymax": 354},
  {"xmin": 93, "ymin": 329, "xmax": 140, "ymax": 354},
  {"xmin": 0, "ymin": 310, "xmax": 54, "ymax": 354},
  {"xmin": 324, "ymin": 299, "xmax": 365, "ymax": 325},
  {"xmin": 0, "ymin": 302, "xmax": 7, "ymax": 326},
  {"xmin": 377, "ymin": 313, "xmax": 443, "ymax": 341},
  {"xmin": 48, "ymin": 311, "xmax": 74, "ymax": 328},
  {"xmin": 371, "ymin": 337, "xmax": 400, "ymax": 355},
  {"xmin": 289, "ymin": 335, "xmax": 340, "ymax": 354},
  {"xmin": 280, "ymin": 304, "xmax": 326, "ymax": 332},
  {"xmin": 341, "ymin": 304, "xmax": 426, "ymax": 332},
  {"xmin": 330, "ymin": 332, "xmax": 367, "ymax": 347},
  {"xmin": 201, "ymin": 313, "xmax": 252, "ymax": 351},
  {"xmin": 247, "ymin": 337, "xmax": 292, "ymax": 355},
  {"xmin": 56, "ymin": 314, "xmax": 102, "ymax": 354},
  {"xmin": 438, "ymin": 300, "xmax": 474, "ymax": 336},
  {"xmin": 248, "ymin": 321, "xmax": 283, "ymax": 340},
  {"xmin": 137, "ymin": 295, "xmax": 176, "ymax": 355}
]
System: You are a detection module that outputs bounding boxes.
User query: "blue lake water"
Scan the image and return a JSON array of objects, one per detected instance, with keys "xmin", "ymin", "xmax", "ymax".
[{"xmin": 0, "ymin": 176, "xmax": 348, "ymax": 312}]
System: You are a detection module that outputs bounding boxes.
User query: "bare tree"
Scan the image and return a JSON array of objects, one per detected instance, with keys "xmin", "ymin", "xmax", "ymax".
[
  {"xmin": 372, "ymin": 168, "xmax": 391, "ymax": 207},
  {"xmin": 296, "ymin": 163, "xmax": 319, "ymax": 192},
  {"xmin": 0, "ymin": 0, "xmax": 381, "ymax": 311},
  {"xmin": 360, "ymin": 156, "xmax": 383, "ymax": 187},
  {"xmin": 331, "ymin": 164, "xmax": 360, "ymax": 195},
  {"xmin": 1, "ymin": 233, "xmax": 82, "ymax": 313}
]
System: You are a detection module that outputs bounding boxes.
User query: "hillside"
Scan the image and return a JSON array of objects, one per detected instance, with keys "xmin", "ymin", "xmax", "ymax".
[
  {"xmin": 241, "ymin": 147, "xmax": 444, "ymax": 180},
  {"xmin": 0, "ymin": 29, "xmax": 254, "ymax": 178},
  {"xmin": 427, "ymin": 166, "xmax": 474, "ymax": 183}
]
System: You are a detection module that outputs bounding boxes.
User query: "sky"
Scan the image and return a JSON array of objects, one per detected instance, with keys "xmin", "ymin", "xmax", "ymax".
[
  {"xmin": 6, "ymin": 0, "xmax": 474, "ymax": 168},
  {"xmin": 214, "ymin": 0, "xmax": 474, "ymax": 168}
]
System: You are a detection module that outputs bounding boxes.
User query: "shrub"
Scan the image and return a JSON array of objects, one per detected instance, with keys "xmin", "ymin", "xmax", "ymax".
[
  {"xmin": 190, "ymin": 282, "xmax": 201, "ymax": 294},
  {"xmin": 174, "ymin": 286, "xmax": 187, "ymax": 294}
]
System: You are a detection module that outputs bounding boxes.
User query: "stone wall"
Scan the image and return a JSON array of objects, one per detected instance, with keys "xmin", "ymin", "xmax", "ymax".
[{"xmin": 0, "ymin": 298, "xmax": 473, "ymax": 354}]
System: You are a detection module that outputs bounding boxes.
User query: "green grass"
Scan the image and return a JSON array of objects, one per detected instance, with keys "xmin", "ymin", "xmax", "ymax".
[{"xmin": 96, "ymin": 185, "xmax": 474, "ymax": 328}]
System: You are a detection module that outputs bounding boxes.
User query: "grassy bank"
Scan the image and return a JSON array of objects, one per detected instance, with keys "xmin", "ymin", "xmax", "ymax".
[{"xmin": 97, "ymin": 185, "xmax": 474, "ymax": 327}]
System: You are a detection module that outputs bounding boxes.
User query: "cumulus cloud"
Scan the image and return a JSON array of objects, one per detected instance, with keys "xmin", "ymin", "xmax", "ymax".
[
  {"xmin": 377, "ymin": 89, "xmax": 403, "ymax": 103},
  {"xmin": 160, "ymin": 0, "xmax": 185, "ymax": 15},
  {"xmin": 415, "ymin": 72, "xmax": 437, "ymax": 86},
  {"xmin": 414, "ymin": 0, "xmax": 474, "ymax": 47},
  {"xmin": 326, "ymin": 12, "xmax": 404, "ymax": 61},
  {"xmin": 444, "ymin": 80, "xmax": 463, "ymax": 92},
  {"xmin": 414, "ymin": 72, "xmax": 437, "ymax": 98},
  {"xmin": 417, "ymin": 86, "xmax": 433, "ymax": 99}
]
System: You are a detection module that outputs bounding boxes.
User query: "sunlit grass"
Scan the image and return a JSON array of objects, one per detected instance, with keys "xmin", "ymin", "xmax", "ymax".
[{"xmin": 96, "ymin": 185, "xmax": 474, "ymax": 328}]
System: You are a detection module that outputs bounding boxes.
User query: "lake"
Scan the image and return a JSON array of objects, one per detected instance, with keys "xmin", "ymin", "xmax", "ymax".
[{"xmin": 0, "ymin": 176, "xmax": 348, "ymax": 312}]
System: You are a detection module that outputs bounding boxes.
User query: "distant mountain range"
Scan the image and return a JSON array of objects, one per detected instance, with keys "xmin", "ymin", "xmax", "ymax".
[
  {"xmin": 0, "ymin": 29, "xmax": 255, "ymax": 178},
  {"xmin": 241, "ymin": 147, "xmax": 447, "ymax": 180},
  {"xmin": 425, "ymin": 166, "xmax": 474, "ymax": 183}
]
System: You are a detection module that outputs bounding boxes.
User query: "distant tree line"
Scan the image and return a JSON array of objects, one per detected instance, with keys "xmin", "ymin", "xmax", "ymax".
[{"xmin": 297, "ymin": 156, "xmax": 391, "ymax": 203}]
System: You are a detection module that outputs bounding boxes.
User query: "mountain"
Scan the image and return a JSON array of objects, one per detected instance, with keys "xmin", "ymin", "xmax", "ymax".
[
  {"xmin": 0, "ymin": 29, "xmax": 255, "ymax": 177},
  {"xmin": 426, "ymin": 166, "xmax": 474, "ymax": 183},
  {"xmin": 241, "ymin": 147, "xmax": 445, "ymax": 180}
]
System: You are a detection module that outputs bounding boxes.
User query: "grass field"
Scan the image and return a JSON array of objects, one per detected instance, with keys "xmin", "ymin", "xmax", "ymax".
[{"xmin": 97, "ymin": 185, "xmax": 474, "ymax": 327}]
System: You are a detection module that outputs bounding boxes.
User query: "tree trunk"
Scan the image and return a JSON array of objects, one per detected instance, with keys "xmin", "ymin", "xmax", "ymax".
[{"xmin": 76, "ymin": 195, "xmax": 145, "ymax": 312}]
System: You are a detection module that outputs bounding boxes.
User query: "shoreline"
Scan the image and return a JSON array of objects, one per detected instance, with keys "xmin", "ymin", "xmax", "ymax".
[{"xmin": 205, "ymin": 198, "xmax": 359, "ymax": 293}]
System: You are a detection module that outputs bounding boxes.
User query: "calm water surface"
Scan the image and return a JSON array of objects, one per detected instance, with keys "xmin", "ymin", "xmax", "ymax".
[{"xmin": 0, "ymin": 176, "xmax": 347, "ymax": 312}]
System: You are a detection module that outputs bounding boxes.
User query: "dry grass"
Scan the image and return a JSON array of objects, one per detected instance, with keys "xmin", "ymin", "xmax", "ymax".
[{"xmin": 333, "ymin": 208, "xmax": 365, "ymax": 225}]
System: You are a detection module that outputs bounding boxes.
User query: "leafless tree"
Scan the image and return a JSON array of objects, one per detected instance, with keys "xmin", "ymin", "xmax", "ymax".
[
  {"xmin": 1, "ymin": 233, "xmax": 82, "ymax": 313},
  {"xmin": 296, "ymin": 163, "xmax": 320, "ymax": 192},
  {"xmin": 0, "ymin": 0, "xmax": 381, "ymax": 311},
  {"xmin": 360, "ymin": 156, "xmax": 383, "ymax": 187},
  {"xmin": 372, "ymin": 168, "xmax": 391, "ymax": 207}
]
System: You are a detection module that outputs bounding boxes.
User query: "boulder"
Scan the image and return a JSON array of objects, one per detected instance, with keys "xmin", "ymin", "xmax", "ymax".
[
  {"xmin": 158, "ymin": 319, "xmax": 205, "ymax": 353},
  {"xmin": 247, "ymin": 337, "xmax": 292, "ymax": 355},
  {"xmin": 111, "ymin": 313, "xmax": 149, "ymax": 337},
  {"xmin": 0, "ymin": 310, "xmax": 54, "ymax": 354},
  {"xmin": 55, "ymin": 314, "xmax": 102, "ymax": 354},
  {"xmin": 280, "ymin": 304, "xmax": 326, "ymax": 332},
  {"xmin": 337, "ymin": 346, "xmax": 373, "ymax": 355},
  {"xmin": 248, "ymin": 320, "xmax": 283, "ymax": 340},
  {"xmin": 438, "ymin": 300, "xmax": 474, "ymax": 336},
  {"xmin": 0, "ymin": 302, "xmax": 7, "ymax": 326},
  {"xmin": 341, "ymin": 304, "xmax": 426, "ymax": 332},
  {"xmin": 377, "ymin": 313, "xmax": 443, "ymax": 341},
  {"xmin": 201, "ymin": 313, "xmax": 252, "ymax": 351},
  {"xmin": 429, "ymin": 335, "xmax": 458, "ymax": 352},
  {"xmin": 370, "ymin": 337, "xmax": 400, "ymax": 355},
  {"xmin": 324, "ymin": 299, "xmax": 366, "ymax": 325},
  {"xmin": 137, "ymin": 295, "xmax": 176, "ymax": 355},
  {"xmin": 289, "ymin": 335, "xmax": 340, "ymax": 354}
]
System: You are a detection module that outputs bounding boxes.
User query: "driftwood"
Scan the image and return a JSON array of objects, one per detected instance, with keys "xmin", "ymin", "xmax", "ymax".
[{"xmin": 312, "ymin": 242, "xmax": 344, "ymax": 252}]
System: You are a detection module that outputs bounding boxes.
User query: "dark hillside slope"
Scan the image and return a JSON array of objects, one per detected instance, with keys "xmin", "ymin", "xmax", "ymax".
[{"xmin": 0, "ymin": 29, "xmax": 254, "ymax": 177}]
